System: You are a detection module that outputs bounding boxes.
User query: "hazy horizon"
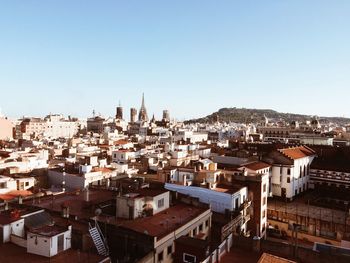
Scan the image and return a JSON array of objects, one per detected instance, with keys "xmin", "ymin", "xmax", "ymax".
[{"xmin": 2, "ymin": 104, "xmax": 350, "ymax": 122}]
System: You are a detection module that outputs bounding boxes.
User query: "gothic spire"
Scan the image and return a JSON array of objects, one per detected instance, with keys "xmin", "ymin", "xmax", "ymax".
[
  {"xmin": 138, "ymin": 93, "xmax": 149, "ymax": 122},
  {"xmin": 141, "ymin": 93, "xmax": 145, "ymax": 109}
]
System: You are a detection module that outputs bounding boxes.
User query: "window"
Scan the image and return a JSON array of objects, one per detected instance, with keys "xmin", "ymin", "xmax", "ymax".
[
  {"xmin": 158, "ymin": 198, "xmax": 164, "ymax": 208},
  {"xmin": 262, "ymin": 210, "xmax": 266, "ymax": 219},
  {"xmin": 263, "ymin": 184, "xmax": 266, "ymax": 193},
  {"xmin": 25, "ymin": 182, "xmax": 29, "ymax": 187},
  {"xmin": 193, "ymin": 228, "xmax": 197, "ymax": 236},
  {"xmin": 280, "ymin": 176, "xmax": 282, "ymax": 183},
  {"xmin": 167, "ymin": 245, "xmax": 172, "ymax": 255},
  {"xmin": 280, "ymin": 167, "xmax": 283, "ymax": 174},
  {"xmin": 263, "ymin": 197, "xmax": 266, "ymax": 206},
  {"xmin": 158, "ymin": 251, "xmax": 164, "ymax": 262},
  {"xmin": 205, "ymin": 219, "xmax": 209, "ymax": 228},
  {"xmin": 287, "ymin": 177, "xmax": 290, "ymax": 183},
  {"xmin": 199, "ymin": 223, "xmax": 203, "ymax": 232},
  {"xmin": 287, "ymin": 168, "xmax": 291, "ymax": 175},
  {"xmin": 183, "ymin": 253, "xmax": 196, "ymax": 263}
]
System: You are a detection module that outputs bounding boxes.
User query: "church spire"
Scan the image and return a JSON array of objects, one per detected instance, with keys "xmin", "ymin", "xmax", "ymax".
[
  {"xmin": 138, "ymin": 93, "xmax": 149, "ymax": 122},
  {"xmin": 141, "ymin": 93, "xmax": 145, "ymax": 109}
]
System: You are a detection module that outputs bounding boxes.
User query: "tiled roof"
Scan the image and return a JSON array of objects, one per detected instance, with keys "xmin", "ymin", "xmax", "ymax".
[
  {"xmin": 114, "ymin": 139, "xmax": 129, "ymax": 145},
  {"xmin": 242, "ymin": 161, "xmax": 271, "ymax": 171},
  {"xmin": 278, "ymin": 146, "xmax": 315, "ymax": 160}
]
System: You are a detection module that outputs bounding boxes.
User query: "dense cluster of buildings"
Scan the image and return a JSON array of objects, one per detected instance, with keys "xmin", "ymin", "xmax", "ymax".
[{"xmin": 0, "ymin": 97, "xmax": 350, "ymax": 262}]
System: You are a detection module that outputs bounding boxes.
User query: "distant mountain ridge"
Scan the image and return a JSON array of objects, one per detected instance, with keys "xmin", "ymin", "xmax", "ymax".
[{"xmin": 185, "ymin": 107, "xmax": 350, "ymax": 125}]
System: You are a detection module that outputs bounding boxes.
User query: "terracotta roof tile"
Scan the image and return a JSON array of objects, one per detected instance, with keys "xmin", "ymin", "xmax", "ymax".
[
  {"xmin": 243, "ymin": 162, "xmax": 271, "ymax": 171},
  {"xmin": 279, "ymin": 146, "xmax": 316, "ymax": 160}
]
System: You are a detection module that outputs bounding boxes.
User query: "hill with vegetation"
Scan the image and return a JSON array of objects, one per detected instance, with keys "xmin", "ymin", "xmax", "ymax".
[{"xmin": 185, "ymin": 107, "xmax": 350, "ymax": 125}]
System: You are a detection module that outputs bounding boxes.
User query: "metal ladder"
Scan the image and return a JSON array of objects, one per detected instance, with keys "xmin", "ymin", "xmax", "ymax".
[{"xmin": 89, "ymin": 220, "xmax": 109, "ymax": 256}]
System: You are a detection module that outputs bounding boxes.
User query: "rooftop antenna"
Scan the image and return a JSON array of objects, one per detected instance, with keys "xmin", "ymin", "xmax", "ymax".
[{"xmin": 92, "ymin": 109, "xmax": 96, "ymax": 117}]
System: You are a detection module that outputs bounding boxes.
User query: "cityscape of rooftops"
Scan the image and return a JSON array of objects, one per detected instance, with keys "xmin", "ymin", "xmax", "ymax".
[{"xmin": 0, "ymin": 1, "xmax": 350, "ymax": 263}]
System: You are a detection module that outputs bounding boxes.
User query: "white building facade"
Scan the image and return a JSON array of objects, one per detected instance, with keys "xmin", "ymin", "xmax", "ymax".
[{"xmin": 269, "ymin": 146, "xmax": 316, "ymax": 201}]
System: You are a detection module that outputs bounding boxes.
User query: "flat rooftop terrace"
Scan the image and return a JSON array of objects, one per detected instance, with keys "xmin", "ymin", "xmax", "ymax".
[
  {"xmin": 25, "ymin": 189, "xmax": 115, "ymax": 220},
  {"xmin": 118, "ymin": 203, "xmax": 210, "ymax": 239}
]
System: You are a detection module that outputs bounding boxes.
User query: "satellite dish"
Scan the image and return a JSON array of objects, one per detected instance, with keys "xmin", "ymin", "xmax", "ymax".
[{"xmin": 95, "ymin": 208, "xmax": 102, "ymax": 216}]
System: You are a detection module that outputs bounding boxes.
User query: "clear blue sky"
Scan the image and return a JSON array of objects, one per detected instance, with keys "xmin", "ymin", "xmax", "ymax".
[{"xmin": 1, "ymin": 1, "xmax": 349, "ymax": 120}]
